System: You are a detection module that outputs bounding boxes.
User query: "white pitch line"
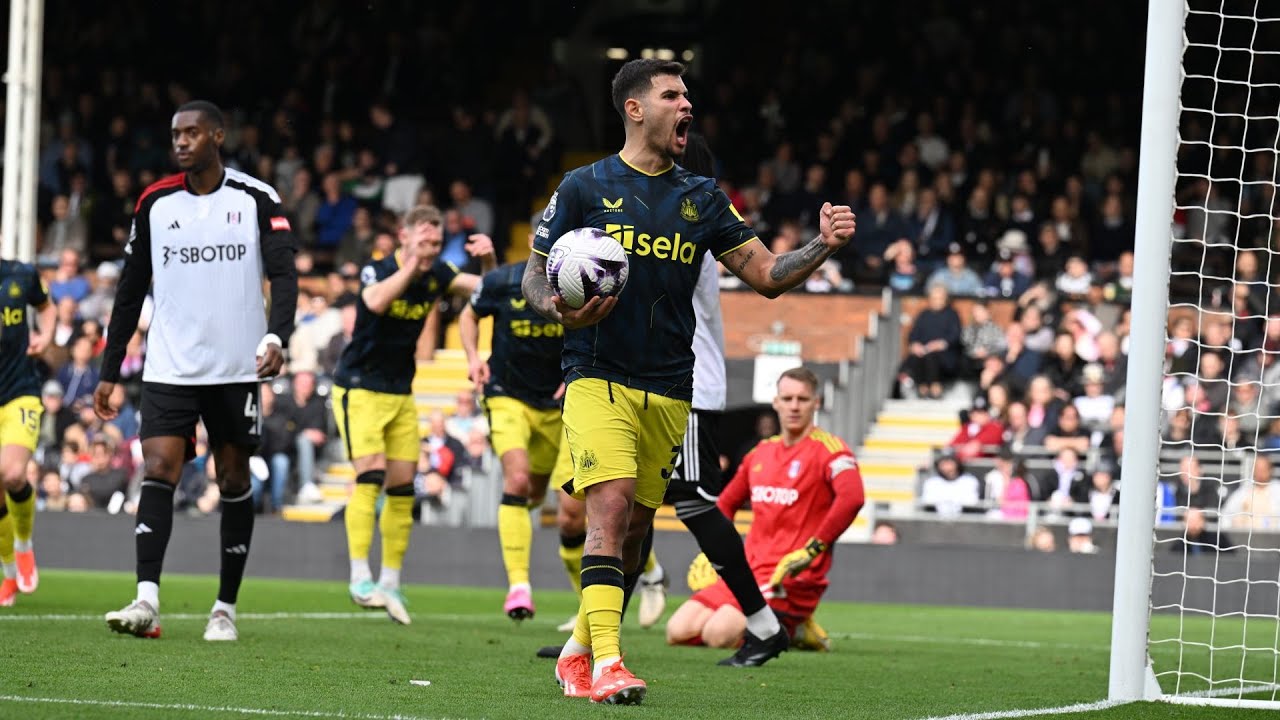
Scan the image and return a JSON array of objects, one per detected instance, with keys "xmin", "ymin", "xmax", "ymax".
[
  {"xmin": 0, "ymin": 611, "xmax": 490, "ymax": 623},
  {"xmin": 908, "ymin": 683, "xmax": 1280, "ymax": 720},
  {"xmin": 831, "ymin": 631, "xmax": 1109, "ymax": 652},
  {"xmin": 0, "ymin": 694, "xmax": 444, "ymax": 720}
]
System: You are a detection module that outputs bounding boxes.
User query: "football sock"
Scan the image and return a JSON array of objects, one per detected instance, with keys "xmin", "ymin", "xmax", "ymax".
[
  {"xmin": 379, "ymin": 483, "xmax": 415, "ymax": 582},
  {"xmin": 498, "ymin": 493, "xmax": 532, "ymax": 588},
  {"xmin": 350, "ymin": 558, "xmax": 372, "ymax": 584},
  {"xmin": 212, "ymin": 599, "xmax": 237, "ymax": 621},
  {"xmin": 581, "ymin": 554, "xmax": 625, "ymax": 666},
  {"xmin": 683, "ymin": 506, "xmax": 775, "ymax": 622},
  {"xmin": 136, "ymin": 581, "xmax": 159, "ymax": 610},
  {"xmin": 379, "ymin": 566, "xmax": 401, "ymax": 590},
  {"xmin": 217, "ymin": 487, "xmax": 254, "ymax": 604},
  {"xmin": 620, "ymin": 525, "xmax": 655, "ymax": 617},
  {"xmin": 0, "ymin": 503, "xmax": 13, "ymax": 572},
  {"xmin": 135, "ymin": 479, "xmax": 174, "ymax": 587},
  {"xmin": 642, "ymin": 548, "xmax": 657, "ymax": 575},
  {"xmin": 558, "ymin": 532, "xmax": 585, "ymax": 597},
  {"xmin": 746, "ymin": 606, "xmax": 782, "ymax": 639},
  {"xmin": 345, "ymin": 471, "xmax": 383, "ymax": 571},
  {"xmin": 7, "ymin": 480, "xmax": 34, "ymax": 543}
]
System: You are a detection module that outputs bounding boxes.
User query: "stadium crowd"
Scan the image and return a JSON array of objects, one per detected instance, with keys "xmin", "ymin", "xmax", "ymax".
[{"xmin": 16, "ymin": 1, "xmax": 1272, "ymax": 543}]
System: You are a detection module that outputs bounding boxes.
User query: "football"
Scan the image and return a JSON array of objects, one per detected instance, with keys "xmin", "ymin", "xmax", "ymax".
[{"xmin": 546, "ymin": 227, "xmax": 630, "ymax": 309}]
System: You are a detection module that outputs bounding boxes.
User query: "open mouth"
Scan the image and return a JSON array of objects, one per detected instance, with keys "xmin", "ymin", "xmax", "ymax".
[{"xmin": 675, "ymin": 116, "xmax": 692, "ymax": 146}]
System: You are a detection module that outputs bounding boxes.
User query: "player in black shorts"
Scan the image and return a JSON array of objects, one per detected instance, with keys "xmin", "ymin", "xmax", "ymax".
[{"xmin": 95, "ymin": 100, "xmax": 297, "ymax": 642}]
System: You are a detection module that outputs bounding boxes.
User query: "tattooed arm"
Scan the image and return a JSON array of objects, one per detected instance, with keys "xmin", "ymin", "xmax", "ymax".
[
  {"xmin": 720, "ymin": 202, "xmax": 858, "ymax": 298},
  {"xmin": 521, "ymin": 251, "xmax": 617, "ymax": 330}
]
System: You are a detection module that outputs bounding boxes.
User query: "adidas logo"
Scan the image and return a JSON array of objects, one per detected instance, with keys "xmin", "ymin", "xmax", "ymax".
[
  {"xmin": 224, "ymin": 544, "xmax": 248, "ymax": 555},
  {"xmin": 168, "ymin": 220, "xmax": 180, "ymax": 230},
  {"xmin": 135, "ymin": 523, "xmax": 152, "ymax": 535}
]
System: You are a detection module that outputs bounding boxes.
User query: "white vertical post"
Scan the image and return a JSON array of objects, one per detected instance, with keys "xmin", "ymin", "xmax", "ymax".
[
  {"xmin": 2, "ymin": 0, "xmax": 27, "ymax": 260},
  {"xmin": 16, "ymin": 0, "xmax": 42, "ymax": 263},
  {"xmin": 1107, "ymin": 0, "xmax": 1185, "ymax": 703}
]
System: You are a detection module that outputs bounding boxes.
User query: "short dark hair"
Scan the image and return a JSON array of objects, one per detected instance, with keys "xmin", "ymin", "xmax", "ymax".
[
  {"xmin": 778, "ymin": 367, "xmax": 820, "ymax": 393},
  {"xmin": 610, "ymin": 59, "xmax": 685, "ymax": 119},
  {"xmin": 175, "ymin": 100, "xmax": 224, "ymax": 129}
]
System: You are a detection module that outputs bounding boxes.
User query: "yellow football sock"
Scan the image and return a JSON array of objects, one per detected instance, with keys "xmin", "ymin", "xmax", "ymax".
[
  {"xmin": 7, "ymin": 483, "xmax": 34, "ymax": 543},
  {"xmin": 583, "ymin": 583, "xmax": 624, "ymax": 663},
  {"xmin": 0, "ymin": 505, "xmax": 13, "ymax": 568},
  {"xmin": 344, "ymin": 479, "xmax": 382, "ymax": 564},
  {"xmin": 643, "ymin": 549, "xmax": 657, "ymax": 575},
  {"xmin": 498, "ymin": 495, "xmax": 532, "ymax": 587},
  {"xmin": 571, "ymin": 596, "xmax": 592, "ymax": 649},
  {"xmin": 559, "ymin": 538, "xmax": 584, "ymax": 598},
  {"xmin": 379, "ymin": 490, "xmax": 416, "ymax": 571}
]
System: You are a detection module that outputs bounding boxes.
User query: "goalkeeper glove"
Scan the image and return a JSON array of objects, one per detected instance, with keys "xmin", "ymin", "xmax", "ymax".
[
  {"xmin": 686, "ymin": 552, "xmax": 719, "ymax": 592},
  {"xmin": 769, "ymin": 537, "xmax": 827, "ymax": 590}
]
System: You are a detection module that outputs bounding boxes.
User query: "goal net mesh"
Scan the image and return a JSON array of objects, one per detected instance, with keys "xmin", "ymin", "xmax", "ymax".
[{"xmin": 1150, "ymin": 0, "xmax": 1280, "ymax": 705}]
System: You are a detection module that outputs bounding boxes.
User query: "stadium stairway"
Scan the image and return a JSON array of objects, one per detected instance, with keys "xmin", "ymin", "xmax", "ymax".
[
  {"xmin": 282, "ymin": 349, "xmax": 482, "ymax": 522},
  {"xmin": 856, "ymin": 394, "xmax": 967, "ymax": 511}
]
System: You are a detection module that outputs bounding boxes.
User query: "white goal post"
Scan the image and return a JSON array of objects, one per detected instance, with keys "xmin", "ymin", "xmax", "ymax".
[{"xmin": 1110, "ymin": 0, "xmax": 1280, "ymax": 709}]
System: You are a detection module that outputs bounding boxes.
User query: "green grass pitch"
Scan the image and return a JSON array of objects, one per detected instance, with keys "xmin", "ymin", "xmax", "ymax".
[{"xmin": 0, "ymin": 570, "xmax": 1274, "ymax": 719}]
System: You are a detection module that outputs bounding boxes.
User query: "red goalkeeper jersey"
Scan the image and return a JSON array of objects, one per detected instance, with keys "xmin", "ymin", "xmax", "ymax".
[{"xmin": 718, "ymin": 428, "xmax": 864, "ymax": 588}]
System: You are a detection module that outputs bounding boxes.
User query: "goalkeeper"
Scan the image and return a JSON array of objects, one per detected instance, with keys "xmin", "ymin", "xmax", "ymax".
[{"xmin": 666, "ymin": 367, "xmax": 864, "ymax": 651}]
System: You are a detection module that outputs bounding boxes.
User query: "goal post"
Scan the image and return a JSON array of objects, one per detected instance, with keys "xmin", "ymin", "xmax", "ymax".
[
  {"xmin": 1110, "ymin": 0, "xmax": 1280, "ymax": 709},
  {"xmin": 1107, "ymin": 0, "xmax": 1184, "ymax": 704}
]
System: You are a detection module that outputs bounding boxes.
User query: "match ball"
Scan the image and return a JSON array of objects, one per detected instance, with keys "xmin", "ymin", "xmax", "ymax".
[{"xmin": 546, "ymin": 227, "xmax": 630, "ymax": 309}]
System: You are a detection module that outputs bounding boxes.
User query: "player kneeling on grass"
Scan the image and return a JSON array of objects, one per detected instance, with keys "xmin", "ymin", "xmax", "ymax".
[{"xmin": 666, "ymin": 367, "xmax": 864, "ymax": 651}]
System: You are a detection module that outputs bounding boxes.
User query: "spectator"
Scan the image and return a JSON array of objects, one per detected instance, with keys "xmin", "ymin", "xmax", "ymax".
[
  {"xmin": 960, "ymin": 302, "xmax": 1007, "ymax": 378},
  {"xmin": 1222, "ymin": 453, "xmax": 1280, "ymax": 530},
  {"xmin": 1066, "ymin": 517, "xmax": 1098, "ymax": 554},
  {"xmin": 48, "ymin": 249, "xmax": 90, "ymax": 304},
  {"xmin": 920, "ymin": 451, "xmax": 980, "ymax": 518},
  {"xmin": 79, "ymin": 261, "xmax": 120, "ymax": 322},
  {"xmin": 1055, "ymin": 254, "xmax": 1094, "ymax": 302},
  {"xmin": 1169, "ymin": 507, "xmax": 1234, "ymax": 555},
  {"xmin": 999, "ymin": 323, "xmax": 1043, "ymax": 393},
  {"xmin": 39, "ymin": 468, "xmax": 68, "ymax": 512},
  {"xmin": 281, "ymin": 371, "xmax": 327, "ymax": 502},
  {"xmin": 883, "ymin": 238, "xmax": 922, "ymax": 294},
  {"xmin": 445, "ymin": 388, "xmax": 488, "ymax": 444},
  {"xmin": 1043, "ymin": 332, "xmax": 1084, "ymax": 399},
  {"xmin": 983, "ymin": 249, "xmax": 1033, "ymax": 300},
  {"xmin": 926, "ymin": 243, "xmax": 984, "ymax": 297},
  {"xmin": 39, "ymin": 195, "xmax": 89, "ymax": 263},
  {"xmin": 848, "ymin": 183, "xmax": 906, "ymax": 283},
  {"xmin": 1017, "ymin": 304, "xmax": 1055, "ymax": 355},
  {"xmin": 1095, "ymin": 331, "xmax": 1128, "ymax": 396},
  {"xmin": 56, "ymin": 336, "xmax": 100, "ymax": 405},
  {"xmin": 284, "ymin": 166, "xmax": 321, "ymax": 248},
  {"xmin": 1072, "ymin": 465, "xmax": 1120, "ymax": 521},
  {"xmin": 984, "ymin": 449, "xmax": 1033, "ymax": 520},
  {"xmin": 1033, "ymin": 224, "xmax": 1071, "ymax": 283},
  {"xmin": 1042, "ymin": 447, "xmax": 1086, "ymax": 508},
  {"xmin": 1045, "ymin": 403, "xmax": 1092, "ymax": 454},
  {"xmin": 906, "ymin": 187, "xmax": 955, "ymax": 269},
  {"xmin": 78, "ymin": 438, "xmax": 128, "ymax": 511},
  {"xmin": 899, "ymin": 283, "xmax": 962, "ymax": 399},
  {"xmin": 417, "ymin": 410, "xmax": 467, "ymax": 509},
  {"xmin": 320, "ymin": 298, "xmax": 357, "ymax": 377},
  {"xmin": 1029, "ymin": 525, "xmax": 1057, "ymax": 553},
  {"xmin": 1074, "ymin": 363, "xmax": 1118, "ymax": 431},
  {"xmin": 949, "ymin": 396, "xmax": 1005, "ymax": 462},
  {"xmin": 1025, "ymin": 375, "xmax": 1062, "ymax": 444},
  {"xmin": 1104, "ymin": 251, "xmax": 1135, "ymax": 305},
  {"xmin": 315, "ymin": 172, "xmax": 357, "ymax": 263},
  {"xmin": 870, "ymin": 521, "xmax": 900, "ymax": 545},
  {"xmin": 1173, "ymin": 455, "xmax": 1221, "ymax": 510},
  {"xmin": 448, "ymin": 179, "xmax": 495, "ymax": 238}
]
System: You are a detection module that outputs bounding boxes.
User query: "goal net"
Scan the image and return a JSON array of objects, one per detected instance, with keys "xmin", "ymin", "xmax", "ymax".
[{"xmin": 1111, "ymin": 0, "xmax": 1280, "ymax": 709}]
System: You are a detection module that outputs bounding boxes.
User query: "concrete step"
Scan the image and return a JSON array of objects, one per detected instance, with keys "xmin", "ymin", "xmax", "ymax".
[
  {"xmin": 856, "ymin": 450, "xmax": 933, "ymax": 466},
  {"xmin": 282, "ymin": 503, "xmax": 344, "ymax": 522},
  {"xmin": 863, "ymin": 437, "xmax": 940, "ymax": 453},
  {"xmin": 865, "ymin": 426, "xmax": 954, "ymax": 442},
  {"xmin": 858, "ymin": 462, "xmax": 918, "ymax": 478},
  {"xmin": 875, "ymin": 413, "xmax": 960, "ymax": 430}
]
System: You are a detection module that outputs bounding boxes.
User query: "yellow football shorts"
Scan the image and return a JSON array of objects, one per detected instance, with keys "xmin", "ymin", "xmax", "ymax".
[
  {"xmin": 561, "ymin": 377, "xmax": 691, "ymax": 509},
  {"xmin": 550, "ymin": 424, "xmax": 574, "ymax": 489},
  {"xmin": 484, "ymin": 395, "xmax": 562, "ymax": 476},
  {"xmin": 0, "ymin": 395, "xmax": 41, "ymax": 452},
  {"xmin": 331, "ymin": 386, "xmax": 419, "ymax": 463}
]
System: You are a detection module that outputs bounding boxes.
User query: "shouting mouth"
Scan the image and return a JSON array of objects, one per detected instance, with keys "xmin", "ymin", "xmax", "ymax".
[{"xmin": 674, "ymin": 116, "xmax": 692, "ymax": 148}]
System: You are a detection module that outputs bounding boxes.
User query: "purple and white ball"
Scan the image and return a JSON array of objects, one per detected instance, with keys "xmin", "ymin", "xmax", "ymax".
[{"xmin": 547, "ymin": 227, "xmax": 630, "ymax": 309}]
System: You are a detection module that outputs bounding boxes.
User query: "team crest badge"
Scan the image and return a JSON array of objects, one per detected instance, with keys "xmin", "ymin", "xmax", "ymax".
[
  {"xmin": 510, "ymin": 298, "xmax": 527, "ymax": 310},
  {"xmin": 7, "ymin": 282, "xmax": 20, "ymax": 298},
  {"xmin": 680, "ymin": 197, "xmax": 700, "ymax": 222},
  {"xmin": 578, "ymin": 449, "xmax": 598, "ymax": 471},
  {"xmin": 788, "ymin": 460, "xmax": 802, "ymax": 479}
]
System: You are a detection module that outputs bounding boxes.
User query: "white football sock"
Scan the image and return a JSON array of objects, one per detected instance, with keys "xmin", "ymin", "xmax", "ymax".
[
  {"xmin": 137, "ymin": 581, "xmax": 160, "ymax": 611},
  {"xmin": 593, "ymin": 656, "xmax": 621, "ymax": 681},
  {"xmin": 13, "ymin": 538, "xmax": 31, "ymax": 552},
  {"xmin": 746, "ymin": 607, "xmax": 781, "ymax": 638},
  {"xmin": 559, "ymin": 636, "xmax": 591, "ymax": 660},
  {"xmin": 378, "ymin": 567, "xmax": 400, "ymax": 590},
  {"xmin": 350, "ymin": 558, "xmax": 372, "ymax": 584},
  {"xmin": 212, "ymin": 599, "xmax": 236, "ymax": 621}
]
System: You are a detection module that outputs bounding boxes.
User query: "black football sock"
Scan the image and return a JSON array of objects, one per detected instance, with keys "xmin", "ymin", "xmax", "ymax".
[
  {"xmin": 135, "ymin": 479, "xmax": 175, "ymax": 586},
  {"xmin": 217, "ymin": 487, "xmax": 255, "ymax": 604},
  {"xmin": 620, "ymin": 524, "xmax": 655, "ymax": 618}
]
